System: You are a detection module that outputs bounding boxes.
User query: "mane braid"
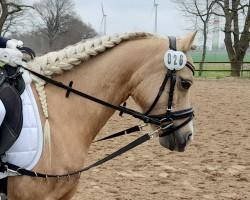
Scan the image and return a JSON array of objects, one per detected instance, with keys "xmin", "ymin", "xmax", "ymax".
[
  {"xmin": 26, "ymin": 32, "xmax": 155, "ymax": 145},
  {"xmin": 27, "ymin": 32, "xmax": 153, "ymax": 77}
]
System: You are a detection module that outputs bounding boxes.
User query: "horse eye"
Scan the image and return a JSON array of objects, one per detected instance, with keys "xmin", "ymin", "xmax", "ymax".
[{"xmin": 181, "ymin": 80, "xmax": 191, "ymax": 89}]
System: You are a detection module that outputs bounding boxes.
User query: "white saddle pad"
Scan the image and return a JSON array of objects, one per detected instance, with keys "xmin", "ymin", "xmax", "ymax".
[{"xmin": 0, "ymin": 84, "xmax": 43, "ymax": 179}]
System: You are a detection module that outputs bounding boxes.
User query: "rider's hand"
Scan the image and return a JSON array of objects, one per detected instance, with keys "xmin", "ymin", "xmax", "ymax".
[
  {"xmin": 0, "ymin": 48, "xmax": 23, "ymax": 67},
  {"xmin": 6, "ymin": 39, "xmax": 23, "ymax": 50}
]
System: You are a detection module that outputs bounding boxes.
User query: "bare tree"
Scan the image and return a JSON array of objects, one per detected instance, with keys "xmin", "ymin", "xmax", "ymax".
[
  {"xmin": 52, "ymin": 14, "xmax": 98, "ymax": 51},
  {"xmin": 171, "ymin": 0, "xmax": 215, "ymax": 76},
  {"xmin": 0, "ymin": 0, "xmax": 33, "ymax": 36},
  {"xmin": 214, "ymin": 0, "xmax": 250, "ymax": 76},
  {"xmin": 32, "ymin": 0, "xmax": 75, "ymax": 50},
  {"xmin": 2, "ymin": 9, "xmax": 27, "ymax": 37},
  {"xmin": 11, "ymin": 14, "xmax": 98, "ymax": 53}
]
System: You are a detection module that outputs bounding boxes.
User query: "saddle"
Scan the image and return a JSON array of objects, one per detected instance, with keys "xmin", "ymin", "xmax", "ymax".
[
  {"xmin": 0, "ymin": 65, "xmax": 24, "ymax": 155},
  {"xmin": 0, "ymin": 46, "xmax": 34, "ymax": 198}
]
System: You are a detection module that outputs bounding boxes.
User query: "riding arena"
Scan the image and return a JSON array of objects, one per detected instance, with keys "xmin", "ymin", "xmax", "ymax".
[{"xmin": 73, "ymin": 77, "xmax": 250, "ymax": 200}]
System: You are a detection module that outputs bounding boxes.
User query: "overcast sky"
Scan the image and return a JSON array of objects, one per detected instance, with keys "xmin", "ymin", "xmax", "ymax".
[
  {"xmin": 74, "ymin": 0, "xmax": 190, "ymax": 37},
  {"xmin": 26, "ymin": 0, "xmax": 192, "ymax": 37}
]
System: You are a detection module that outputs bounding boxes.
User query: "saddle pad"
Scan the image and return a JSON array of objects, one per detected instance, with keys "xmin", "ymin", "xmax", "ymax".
[{"xmin": 0, "ymin": 84, "xmax": 43, "ymax": 179}]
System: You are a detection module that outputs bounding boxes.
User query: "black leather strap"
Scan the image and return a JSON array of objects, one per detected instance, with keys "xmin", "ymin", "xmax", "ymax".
[
  {"xmin": 93, "ymin": 125, "xmax": 141, "ymax": 142},
  {"xmin": 65, "ymin": 81, "xmax": 73, "ymax": 98},
  {"xmin": 144, "ymin": 71, "xmax": 171, "ymax": 115},
  {"xmin": 119, "ymin": 102, "xmax": 127, "ymax": 116},
  {"xmin": 0, "ymin": 68, "xmax": 6, "ymax": 86},
  {"xmin": 3, "ymin": 134, "xmax": 151, "ymax": 178},
  {"xmin": 148, "ymin": 108, "xmax": 194, "ymax": 122},
  {"xmin": 160, "ymin": 114, "xmax": 194, "ymax": 137},
  {"xmin": 168, "ymin": 36, "xmax": 177, "ymax": 51},
  {"xmin": 167, "ymin": 70, "xmax": 176, "ymax": 112},
  {"xmin": 0, "ymin": 177, "xmax": 7, "ymax": 196},
  {"xmin": 20, "ymin": 65, "xmax": 162, "ymax": 125},
  {"xmin": 0, "ymin": 160, "xmax": 7, "ymax": 196},
  {"xmin": 186, "ymin": 61, "xmax": 195, "ymax": 76},
  {"xmin": 4, "ymin": 65, "xmax": 25, "ymax": 95},
  {"xmin": 17, "ymin": 47, "xmax": 36, "ymax": 59}
]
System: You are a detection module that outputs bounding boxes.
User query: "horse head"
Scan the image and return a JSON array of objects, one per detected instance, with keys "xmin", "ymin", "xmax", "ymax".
[{"xmin": 131, "ymin": 31, "xmax": 197, "ymax": 152}]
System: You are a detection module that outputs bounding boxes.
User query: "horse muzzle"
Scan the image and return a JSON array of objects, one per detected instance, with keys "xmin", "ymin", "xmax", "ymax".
[
  {"xmin": 148, "ymin": 108, "xmax": 194, "ymax": 152},
  {"xmin": 159, "ymin": 129, "xmax": 193, "ymax": 152},
  {"xmin": 158, "ymin": 115, "xmax": 194, "ymax": 152}
]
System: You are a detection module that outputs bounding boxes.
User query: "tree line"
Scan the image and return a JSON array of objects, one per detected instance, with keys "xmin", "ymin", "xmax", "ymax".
[
  {"xmin": 1, "ymin": 0, "xmax": 249, "ymax": 76},
  {"xmin": 0, "ymin": 0, "xmax": 97, "ymax": 53}
]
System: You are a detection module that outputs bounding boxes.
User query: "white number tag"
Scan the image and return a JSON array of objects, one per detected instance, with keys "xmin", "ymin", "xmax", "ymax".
[{"xmin": 164, "ymin": 50, "xmax": 187, "ymax": 70}]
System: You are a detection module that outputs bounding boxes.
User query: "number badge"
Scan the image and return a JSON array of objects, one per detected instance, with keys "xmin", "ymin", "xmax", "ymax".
[{"xmin": 164, "ymin": 50, "xmax": 187, "ymax": 70}]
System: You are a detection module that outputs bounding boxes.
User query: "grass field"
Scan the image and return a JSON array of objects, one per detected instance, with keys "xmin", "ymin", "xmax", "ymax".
[
  {"xmin": 193, "ymin": 64, "xmax": 231, "ymax": 78},
  {"xmin": 191, "ymin": 51, "xmax": 250, "ymax": 62},
  {"xmin": 191, "ymin": 51, "xmax": 250, "ymax": 78},
  {"xmin": 193, "ymin": 64, "xmax": 250, "ymax": 78}
]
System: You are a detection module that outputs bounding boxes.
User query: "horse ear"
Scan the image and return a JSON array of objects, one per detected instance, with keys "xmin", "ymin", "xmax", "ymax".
[{"xmin": 177, "ymin": 30, "xmax": 198, "ymax": 52}]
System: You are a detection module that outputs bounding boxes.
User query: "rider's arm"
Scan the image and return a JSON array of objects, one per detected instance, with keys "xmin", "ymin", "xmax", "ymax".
[
  {"xmin": 0, "ymin": 37, "xmax": 9, "ymax": 48},
  {"xmin": 0, "ymin": 37, "xmax": 23, "ymax": 49}
]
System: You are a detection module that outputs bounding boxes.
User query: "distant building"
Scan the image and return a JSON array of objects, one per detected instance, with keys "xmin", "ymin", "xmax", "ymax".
[
  {"xmin": 212, "ymin": 5, "xmax": 220, "ymax": 52},
  {"xmin": 195, "ymin": 45, "xmax": 211, "ymax": 52}
]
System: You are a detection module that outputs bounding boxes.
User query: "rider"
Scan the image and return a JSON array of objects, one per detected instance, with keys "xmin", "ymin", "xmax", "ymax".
[
  {"xmin": 0, "ymin": 37, "xmax": 23, "ymax": 200},
  {"xmin": 0, "ymin": 37, "xmax": 23, "ymax": 128}
]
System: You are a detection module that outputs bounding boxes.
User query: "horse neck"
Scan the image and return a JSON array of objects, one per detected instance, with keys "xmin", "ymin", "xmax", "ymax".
[{"xmin": 47, "ymin": 38, "xmax": 166, "ymax": 146}]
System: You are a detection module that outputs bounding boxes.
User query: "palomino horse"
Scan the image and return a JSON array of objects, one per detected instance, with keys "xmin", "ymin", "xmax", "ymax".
[{"xmin": 8, "ymin": 31, "xmax": 196, "ymax": 199}]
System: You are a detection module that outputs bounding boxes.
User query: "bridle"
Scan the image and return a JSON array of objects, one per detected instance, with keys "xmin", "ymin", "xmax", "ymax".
[
  {"xmin": 1, "ymin": 36, "xmax": 195, "ymax": 179},
  {"xmin": 145, "ymin": 36, "xmax": 194, "ymax": 137}
]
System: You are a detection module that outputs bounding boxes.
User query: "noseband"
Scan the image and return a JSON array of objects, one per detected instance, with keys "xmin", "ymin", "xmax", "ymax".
[{"xmin": 145, "ymin": 36, "xmax": 195, "ymax": 137}]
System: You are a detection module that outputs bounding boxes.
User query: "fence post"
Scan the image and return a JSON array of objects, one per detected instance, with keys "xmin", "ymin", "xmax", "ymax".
[{"xmin": 240, "ymin": 62, "xmax": 243, "ymax": 77}]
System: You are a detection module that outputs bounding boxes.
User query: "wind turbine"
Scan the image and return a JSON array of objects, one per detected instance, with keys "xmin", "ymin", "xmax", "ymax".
[
  {"xmin": 100, "ymin": 3, "xmax": 107, "ymax": 35},
  {"xmin": 154, "ymin": 0, "xmax": 158, "ymax": 33}
]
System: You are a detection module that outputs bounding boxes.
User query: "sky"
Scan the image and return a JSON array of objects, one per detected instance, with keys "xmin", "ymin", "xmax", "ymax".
[
  {"xmin": 25, "ymin": 0, "xmax": 194, "ymax": 37},
  {"xmin": 73, "ymin": 0, "xmax": 191, "ymax": 37}
]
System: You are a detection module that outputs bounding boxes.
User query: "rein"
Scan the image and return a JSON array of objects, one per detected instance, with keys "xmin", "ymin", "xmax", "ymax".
[
  {"xmin": 1, "ymin": 36, "xmax": 195, "ymax": 180},
  {"xmin": 19, "ymin": 65, "xmax": 163, "ymax": 125},
  {"xmin": 3, "ymin": 133, "xmax": 155, "ymax": 180}
]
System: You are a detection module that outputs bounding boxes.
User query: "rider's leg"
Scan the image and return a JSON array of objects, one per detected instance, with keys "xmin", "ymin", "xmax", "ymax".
[
  {"xmin": 0, "ymin": 100, "xmax": 7, "ymax": 199},
  {"xmin": 0, "ymin": 100, "xmax": 6, "ymax": 125}
]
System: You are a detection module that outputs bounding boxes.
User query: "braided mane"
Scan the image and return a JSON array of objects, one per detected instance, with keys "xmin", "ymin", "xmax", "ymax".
[
  {"xmin": 27, "ymin": 32, "xmax": 155, "ymax": 138},
  {"xmin": 27, "ymin": 32, "xmax": 153, "ymax": 77}
]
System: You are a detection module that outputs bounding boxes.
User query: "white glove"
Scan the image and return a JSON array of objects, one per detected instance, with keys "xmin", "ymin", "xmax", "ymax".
[
  {"xmin": 6, "ymin": 39, "xmax": 23, "ymax": 50},
  {"xmin": 0, "ymin": 48, "xmax": 23, "ymax": 67}
]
